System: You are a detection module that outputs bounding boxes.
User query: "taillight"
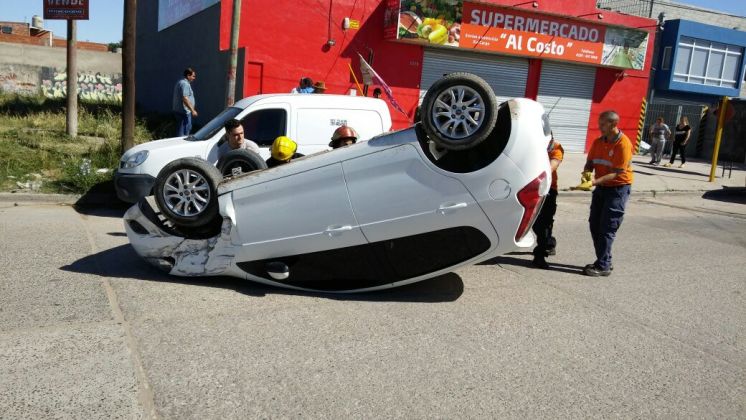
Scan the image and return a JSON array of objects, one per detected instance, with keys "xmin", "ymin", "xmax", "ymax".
[{"xmin": 515, "ymin": 172, "xmax": 548, "ymax": 242}]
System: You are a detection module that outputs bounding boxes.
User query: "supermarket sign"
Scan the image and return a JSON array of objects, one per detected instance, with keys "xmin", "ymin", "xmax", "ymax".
[
  {"xmin": 44, "ymin": 0, "xmax": 89, "ymax": 20},
  {"xmin": 385, "ymin": 0, "xmax": 650, "ymax": 70}
]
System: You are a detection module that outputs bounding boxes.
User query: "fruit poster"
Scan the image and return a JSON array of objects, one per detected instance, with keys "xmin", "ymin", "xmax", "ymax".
[{"xmin": 386, "ymin": 0, "xmax": 649, "ymax": 70}]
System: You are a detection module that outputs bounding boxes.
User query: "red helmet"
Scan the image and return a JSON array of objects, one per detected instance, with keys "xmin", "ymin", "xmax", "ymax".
[{"xmin": 329, "ymin": 126, "xmax": 358, "ymax": 148}]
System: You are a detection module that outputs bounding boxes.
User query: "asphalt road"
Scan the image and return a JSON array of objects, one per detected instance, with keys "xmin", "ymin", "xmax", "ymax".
[{"xmin": 1, "ymin": 192, "xmax": 744, "ymax": 419}]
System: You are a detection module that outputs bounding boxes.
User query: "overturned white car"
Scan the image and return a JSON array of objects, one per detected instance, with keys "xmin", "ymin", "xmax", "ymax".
[{"xmin": 124, "ymin": 73, "xmax": 551, "ymax": 292}]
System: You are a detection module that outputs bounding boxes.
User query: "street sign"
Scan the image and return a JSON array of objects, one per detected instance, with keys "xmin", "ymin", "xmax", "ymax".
[{"xmin": 44, "ymin": 0, "xmax": 90, "ymax": 20}]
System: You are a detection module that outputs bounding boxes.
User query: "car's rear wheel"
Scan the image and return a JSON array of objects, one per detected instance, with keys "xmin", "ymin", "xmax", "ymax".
[
  {"xmin": 154, "ymin": 158, "xmax": 222, "ymax": 228},
  {"xmin": 216, "ymin": 149, "xmax": 267, "ymax": 178},
  {"xmin": 421, "ymin": 72, "xmax": 498, "ymax": 151}
]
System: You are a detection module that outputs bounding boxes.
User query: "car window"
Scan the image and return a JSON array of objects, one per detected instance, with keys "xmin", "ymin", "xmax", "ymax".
[
  {"xmin": 241, "ymin": 109, "xmax": 287, "ymax": 146},
  {"xmin": 191, "ymin": 107, "xmax": 242, "ymax": 140}
]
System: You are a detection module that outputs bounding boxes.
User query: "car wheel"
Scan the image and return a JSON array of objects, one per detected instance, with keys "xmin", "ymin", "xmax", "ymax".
[
  {"xmin": 421, "ymin": 72, "xmax": 498, "ymax": 151},
  {"xmin": 216, "ymin": 149, "xmax": 268, "ymax": 177},
  {"xmin": 154, "ymin": 158, "xmax": 222, "ymax": 228}
]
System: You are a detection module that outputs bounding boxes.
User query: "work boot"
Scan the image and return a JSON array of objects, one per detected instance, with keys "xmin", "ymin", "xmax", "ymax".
[
  {"xmin": 663, "ymin": 162, "xmax": 672, "ymax": 167},
  {"xmin": 679, "ymin": 163, "xmax": 686, "ymax": 168},
  {"xmin": 584, "ymin": 263, "xmax": 611, "ymax": 277},
  {"xmin": 585, "ymin": 263, "xmax": 613, "ymax": 271},
  {"xmin": 532, "ymin": 256, "xmax": 549, "ymax": 269}
]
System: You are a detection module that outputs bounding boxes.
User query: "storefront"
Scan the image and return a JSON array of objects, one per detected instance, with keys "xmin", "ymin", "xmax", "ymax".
[
  {"xmin": 386, "ymin": 0, "xmax": 655, "ymax": 152},
  {"xmin": 136, "ymin": 0, "xmax": 657, "ymax": 152}
]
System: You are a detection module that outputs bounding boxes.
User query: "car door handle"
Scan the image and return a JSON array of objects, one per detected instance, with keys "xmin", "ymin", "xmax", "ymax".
[
  {"xmin": 438, "ymin": 202, "xmax": 468, "ymax": 214},
  {"xmin": 325, "ymin": 225, "xmax": 353, "ymax": 237}
]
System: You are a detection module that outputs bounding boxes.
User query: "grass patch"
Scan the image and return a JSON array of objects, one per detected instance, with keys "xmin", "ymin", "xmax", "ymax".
[{"xmin": 0, "ymin": 92, "xmax": 175, "ymax": 194}]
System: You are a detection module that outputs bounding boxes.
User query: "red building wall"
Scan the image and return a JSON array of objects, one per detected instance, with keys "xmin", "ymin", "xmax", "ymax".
[{"xmin": 221, "ymin": 0, "xmax": 655, "ymax": 150}]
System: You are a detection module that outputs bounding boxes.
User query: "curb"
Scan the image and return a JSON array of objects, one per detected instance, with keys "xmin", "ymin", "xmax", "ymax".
[
  {"xmin": 558, "ymin": 189, "xmax": 727, "ymax": 198},
  {"xmin": 0, "ymin": 192, "xmax": 80, "ymax": 204}
]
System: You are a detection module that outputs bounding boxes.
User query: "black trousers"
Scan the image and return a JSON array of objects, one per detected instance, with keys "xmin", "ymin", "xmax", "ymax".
[
  {"xmin": 669, "ymin": 140, "xmax": 687, "ymax": 164},
  {"xmin": 532, "ymin": 188, "xmax": 558, "ymax": 257}
]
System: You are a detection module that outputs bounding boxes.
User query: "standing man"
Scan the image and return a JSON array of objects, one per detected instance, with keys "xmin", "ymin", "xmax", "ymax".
[
  {"xmin": 583, "ymin": 110, "xmax": 634, "ymax": 277},
  {"xmin": 173, "ymin": 68, "xmax": 198, "ymax": 137},
  {"xmin": 218, "ymin": 119, "xmax": 260, "ymax": 157},
  {"xmin": 532, "ymin": 133, "xmax": 564, "ymax": 269},
  {"xmin": 647, "ymin": 116, "xmax": 670, "ymax": 165}
]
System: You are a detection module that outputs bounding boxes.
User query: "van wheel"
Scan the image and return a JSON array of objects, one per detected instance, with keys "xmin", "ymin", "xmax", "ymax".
[
  {"xmin": 421, "ymin": 72, "xmax": 498, "ymax": 151},
  {"xmin": 216, "ymin": 149, "xmax": 267, "ymax": 178},
  {"xmin": 154, "ymin": 158, "xmax": 222, "ymax": 228}
]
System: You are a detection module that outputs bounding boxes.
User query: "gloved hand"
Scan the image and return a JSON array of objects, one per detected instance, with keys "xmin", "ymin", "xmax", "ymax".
[{"xmin": 570, "ymin": 171, "xmax": 593, "ymax": 191}]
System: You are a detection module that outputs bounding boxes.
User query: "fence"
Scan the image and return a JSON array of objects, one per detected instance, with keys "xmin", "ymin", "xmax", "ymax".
[{"xmin": 639, "ymin": 102, "xmax": 706, "ymax": 158}]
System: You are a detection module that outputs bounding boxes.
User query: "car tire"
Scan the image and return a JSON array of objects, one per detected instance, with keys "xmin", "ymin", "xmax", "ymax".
[
  {"xmin": 154, "ymin": 158, "xmax": 222, "ymax": 228},
  {"xmin": 421, "ymin": 72, "xmax": 498, "ymax": 151},
  {"xmin": 216, "ymin": 149, "xmax": 268, "ymax": 177}
]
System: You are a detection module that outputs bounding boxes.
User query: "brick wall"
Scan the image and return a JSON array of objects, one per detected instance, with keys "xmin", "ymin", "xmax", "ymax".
[
  {"xmin": 0, "ymin": 22, "xmax": 30, "ymax": 36},
  {"xmin": 51, "ymin": 38, "xmax": 108, "ymax": 52}
]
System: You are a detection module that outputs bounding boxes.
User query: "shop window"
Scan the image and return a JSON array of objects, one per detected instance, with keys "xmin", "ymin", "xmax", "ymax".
[
  {"xmin": 240, "ymin": 108, "xmax": 287, "ymax": 146},
  {"xmin": 673, "ymin": 36, "xmax": 743, "ymax": 88},
  {"xmin": 661, "ymin": 47, "xmax": 672, "ymax": 70}
]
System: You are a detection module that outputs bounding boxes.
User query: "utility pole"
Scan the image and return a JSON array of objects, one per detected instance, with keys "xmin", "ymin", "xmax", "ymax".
[
  {"xmin": 66, "ymin": 20, "xmax": 78, "ymax": 138},
  {"xmin": 122, "ymin": 0, "xmax": 137, "ymax": 152},
  {"xmin": 709, "ymin": 96, "xmax": 729, "ymax": 182},
  {"xmin": 225, "ymin": 0, "xmax": 241, "ymax": 106}
]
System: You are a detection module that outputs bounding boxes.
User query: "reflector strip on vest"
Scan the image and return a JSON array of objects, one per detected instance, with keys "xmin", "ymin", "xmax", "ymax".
[{"xmin": 592, "ymin": 159, "xmax": 613, "ymax": 167}]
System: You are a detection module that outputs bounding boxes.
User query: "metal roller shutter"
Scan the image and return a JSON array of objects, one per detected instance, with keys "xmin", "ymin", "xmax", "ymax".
[
  {"xmin": 420, "ymin": 49, "xmax": 528, "ymax": 104},
  {"xmin": 537, "ymin": 62, "xmax": 596, "ymax": 153}
]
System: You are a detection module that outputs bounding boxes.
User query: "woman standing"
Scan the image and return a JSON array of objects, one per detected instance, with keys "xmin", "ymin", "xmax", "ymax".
[{"xmin": 664, "ymin": 116, "xmax": 691, "ymax": 168}]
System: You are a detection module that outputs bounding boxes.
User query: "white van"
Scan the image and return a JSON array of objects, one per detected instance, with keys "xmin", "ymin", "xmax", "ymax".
[{"xmin": 115, "ymin": 94, "xmax": 392, "ymax": 203}]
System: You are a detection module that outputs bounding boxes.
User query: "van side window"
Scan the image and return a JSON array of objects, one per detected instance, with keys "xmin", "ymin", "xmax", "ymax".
[{"xmin": 241, "ymin": 109, "xmax": 287, "ymax": 146}]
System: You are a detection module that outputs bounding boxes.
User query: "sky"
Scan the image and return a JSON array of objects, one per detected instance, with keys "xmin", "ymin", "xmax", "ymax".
[
  {"xmin": 0, "ymin": 0, "xmax": 743, "ymax": 44},
  {"xmin": 0, "ymin": 0, "xmax": 125, "ymax": 44}
]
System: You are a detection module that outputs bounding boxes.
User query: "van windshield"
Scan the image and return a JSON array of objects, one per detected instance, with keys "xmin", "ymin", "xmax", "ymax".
[{"xmin": 188, "ymin": 107, "xmax": 242, "ymax": 141}]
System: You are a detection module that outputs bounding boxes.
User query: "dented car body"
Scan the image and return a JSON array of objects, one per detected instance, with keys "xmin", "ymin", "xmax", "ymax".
[{"xmin": 124, "ymin": 74, "xmax": 551, "ymax": 292}]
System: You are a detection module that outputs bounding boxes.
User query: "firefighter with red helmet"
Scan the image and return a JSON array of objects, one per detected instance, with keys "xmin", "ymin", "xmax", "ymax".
[{"xmin": 329, "ymin": 126, "xmax": 358, "ymax": 149}]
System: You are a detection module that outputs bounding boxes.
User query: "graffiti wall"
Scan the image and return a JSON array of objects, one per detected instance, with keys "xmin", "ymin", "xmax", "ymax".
[
  {"xmin": 0, "ymin": 64, "xmax": 41, "ymax": 95},
  {"xmin": 40, "ymin": 68, "xmax": 123, "ymax": 103},
  {"xmin": 0, "ymin": 64, "xmax": 122, "ymax": 103}
]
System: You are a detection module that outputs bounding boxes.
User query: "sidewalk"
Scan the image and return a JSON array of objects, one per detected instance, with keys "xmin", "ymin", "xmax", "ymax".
[{"xmin": 557, "ymin": 153, "xmax": 746, "ymax": 196}]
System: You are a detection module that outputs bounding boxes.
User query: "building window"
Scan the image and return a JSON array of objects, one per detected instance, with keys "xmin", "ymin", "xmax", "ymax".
[
  {"xmin": 1, "ymin": 26, "xmax": 12, "ymax": 34},
  {"xmin": 673, "ymin": 36, "xmax": 743, "ymax": 88},
  {"xmin": 661, "ymin": 46, "xmax": 672, "ymax": 70}
]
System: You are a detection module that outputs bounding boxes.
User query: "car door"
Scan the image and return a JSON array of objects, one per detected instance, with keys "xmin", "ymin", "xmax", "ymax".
[
  {"xmin": 342, "ymin": 144, "xmax": 496, "ymax": 280},
  {"xmin": 229, "ymin": 163, "xmax": 385, "ymax": 289}
]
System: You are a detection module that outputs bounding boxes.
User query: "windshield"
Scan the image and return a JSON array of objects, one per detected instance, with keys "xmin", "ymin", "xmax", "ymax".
[{"xmin": 190, "ymin": 107, "xmax": 242, "ymax": 141}]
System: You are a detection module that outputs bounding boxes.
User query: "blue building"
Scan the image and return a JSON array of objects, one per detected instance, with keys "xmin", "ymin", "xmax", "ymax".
[
  {"xmin": 646, "ymin": 19, "xmax": 746, "ymax": 161},
  {"xmin": 653, "ymin": 19, "xmax": 746, "ymax": 104}
]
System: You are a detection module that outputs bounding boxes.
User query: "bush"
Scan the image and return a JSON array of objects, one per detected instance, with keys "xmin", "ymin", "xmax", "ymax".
[{"xmin": 59, "ymin": 157, "xmax": 112, "ymax": 193}]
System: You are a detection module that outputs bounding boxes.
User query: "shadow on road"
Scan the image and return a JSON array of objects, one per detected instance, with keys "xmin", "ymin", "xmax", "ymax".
[
  {"xmin": 478, "ymin": 255, "xmax": 585, "ymax": 275},
  {"xmin": 73, "ymin": 180, "xmax": 129, "ymax": 218},
  {"xmin": 60, "ymin": 244, "xmax": 464, "ymax": 303},
  {"xmin": 702, "ymin": 187, "xmax": 746, "ymax": 205}
]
